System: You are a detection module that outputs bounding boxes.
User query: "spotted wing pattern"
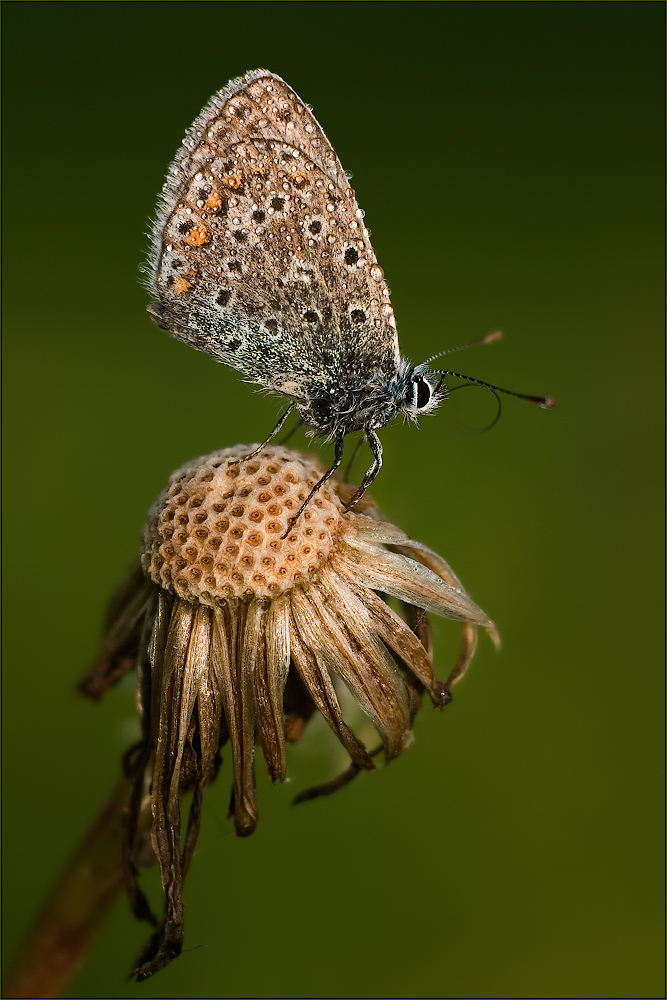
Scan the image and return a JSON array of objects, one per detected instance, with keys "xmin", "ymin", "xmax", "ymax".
[{"xmin": 147, "ymin": 70, "xmax": 400, "ymax": 401}]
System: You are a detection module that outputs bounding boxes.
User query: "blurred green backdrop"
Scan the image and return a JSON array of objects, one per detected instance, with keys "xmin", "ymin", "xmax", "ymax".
[{"xmin": 2, "ymin": 3, "xmax": 663, "ymax": 998}]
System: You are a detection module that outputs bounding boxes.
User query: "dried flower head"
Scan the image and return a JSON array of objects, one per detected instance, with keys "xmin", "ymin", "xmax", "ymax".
[{"xmin": 80, "ymin": 445, "xmax": 498, "ymax": 980}]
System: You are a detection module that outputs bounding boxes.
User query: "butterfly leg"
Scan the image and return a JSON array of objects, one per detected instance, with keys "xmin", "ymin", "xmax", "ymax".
[
  {"xmin": 278, "ymin": 415, "xmax": 304, "ymax": 445},
  {"xmin": 344, "ymin": 428, "xmax": 383, "ymax": 510},
  {"xmin": 230, "ymin": 404, "xmax": 295, "ymax": 463},
  {"xmin": 281, "ymin": 431, "xmax": 346, "ymax": 538}
]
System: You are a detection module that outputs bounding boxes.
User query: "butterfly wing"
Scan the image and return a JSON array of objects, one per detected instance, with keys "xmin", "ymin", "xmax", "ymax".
[{"xmin": 147, "ymin": 70, "xmax": 400, "ymax": 401}]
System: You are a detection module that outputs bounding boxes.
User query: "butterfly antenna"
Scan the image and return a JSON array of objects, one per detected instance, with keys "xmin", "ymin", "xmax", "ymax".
[
  {"xmin": 434, "ymin": 370, "xmax": 555, "ymax": 409},
  {"xmin": 423, "ymin": 330, "xmax": 503, "ymax": 365},
  {"xmin": 449, "ymin": 383, "xmax": 503, "ymax": 431}
]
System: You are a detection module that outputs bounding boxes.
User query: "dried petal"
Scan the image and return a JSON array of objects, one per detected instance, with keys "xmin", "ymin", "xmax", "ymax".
[
  {"xmin": 255, "ymin": 595, "xmax": 291, "ymax": 781},
  {"xmin": 336, "ymin": 536, "xmax": 493, "ymax": 629},
  {"xmin": 339, "ymin": 572, "xmax": 442, "ymax": 703},
  {"xmin": 301, "ymin": 574, "xmax": 412, "ymax": 758},
  {"xmin": 288, "ymin": 603, "xmax": 374, "ymax": 771},
  {"xmin": 80, "ymin": 575, "xmax": 155, "ymax": 699}
]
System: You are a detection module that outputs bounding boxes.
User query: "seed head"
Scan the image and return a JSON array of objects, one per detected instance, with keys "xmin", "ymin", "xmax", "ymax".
[
  {"xmin": 142, "ymin": 445, "xmax": 344, "ymax": 602},
  {"xmin": 80, "ymin": 446, "xmax": 498, "ymax": 980}
]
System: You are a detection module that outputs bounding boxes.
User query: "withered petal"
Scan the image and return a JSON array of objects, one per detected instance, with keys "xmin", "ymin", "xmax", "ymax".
[
  {"xmin": 104, "ymin": 560, "xmax": 147, "ymax": 632},
  {"xmin": 254, "ymin": 595, "xmax": 291, "ymax": 782},
  {"xmin": 445, "ymin": 621, "xmax": 478, "ymax": 689},
  {"xmin": 288, "ymin": 603, "xmax": 374, "ymax": 771},
  {"xmin": 350, "ymin": 517, "xmax": 414, "ymax": 549},
  {"xmin": 167, "ymin": 605, "xmax": 213, "ymax": 814},
  {"xmin": 196, "ymin": 667, "xmax": 223, "ymax": 783},
  {"xmin": 79, "ymin": 579, "xmax": 155, "ymax": 699},
  {"xmin": 395, "ymin": 540, "xmax": 501, "ymax": 648},
  {"xmin": 300, "ymin": 575, "xmax": 412, "ymax": 760},
  {"xmin": 337, "ymin": 571, "xmax": 442, "ymax": 704},
  {"xmin": 210, "ymin": 605, "xmax": 257, "ymax": 836},
  {"xmin": 401, "ymin": 603, "xmax": 433, "ymax": 659},
  {"xmin": 141, "ymin": 599, "xmax": 195, "ymax": 981},
  {"xmin": 336, "ymin": 536, "xmax": 495, "ymax": 632}
]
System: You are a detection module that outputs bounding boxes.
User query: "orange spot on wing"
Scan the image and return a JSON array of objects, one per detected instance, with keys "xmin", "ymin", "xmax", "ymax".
[
  {"xmin": 186, "ymin": 226, "xmax": 210, "ymax": 247},
  {"xmin": 173, "ymin": 276, "xmax": 191, "ymax": 294},
  {"xmin": 206, "ymin": 192, "xmax": 223, "ymax": 211},
  {"xmin": 221, "ymin": 171, "xmax": 244, "ymax": 189}
]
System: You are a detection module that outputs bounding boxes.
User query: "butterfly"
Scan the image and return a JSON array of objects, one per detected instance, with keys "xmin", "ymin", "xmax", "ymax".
[{"xmin": 146, "ymin": 69, "xmax": 553, "ymax": 526}]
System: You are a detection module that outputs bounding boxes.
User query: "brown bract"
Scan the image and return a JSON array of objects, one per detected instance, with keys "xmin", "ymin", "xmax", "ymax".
[{"xmin": 80, "ymin": 445, "xmax": 498, "ymax": 981}]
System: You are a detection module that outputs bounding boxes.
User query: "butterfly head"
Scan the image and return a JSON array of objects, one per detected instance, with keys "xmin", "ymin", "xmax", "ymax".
[
  {"xmin": 401, "ymin": 363, "xmax": 449, "ymax": 422},
  {"xmin": 295, "ymin": 358, "xmax": 449, "ymax": 441}
]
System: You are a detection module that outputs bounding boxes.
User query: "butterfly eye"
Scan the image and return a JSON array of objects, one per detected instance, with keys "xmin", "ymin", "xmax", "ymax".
[{"xmin": 411, "ymin": 375, "xmax": 432, "ymax": 411}]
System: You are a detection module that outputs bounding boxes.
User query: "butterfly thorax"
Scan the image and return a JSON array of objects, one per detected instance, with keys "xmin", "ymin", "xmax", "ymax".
[{"xmin": 297, "ymin": 358, "xmax": 414, "ymax": 438}]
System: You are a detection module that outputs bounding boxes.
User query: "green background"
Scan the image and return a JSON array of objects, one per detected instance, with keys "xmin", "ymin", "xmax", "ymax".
[{"xmin": 3, "ymin": 3, "xmax": 663, "ymax": 998}]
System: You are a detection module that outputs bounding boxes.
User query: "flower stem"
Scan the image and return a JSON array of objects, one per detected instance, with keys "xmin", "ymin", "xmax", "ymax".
[{"xmin": 2, "ymin": 778, "xmax": 131, "ymax": 999}]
